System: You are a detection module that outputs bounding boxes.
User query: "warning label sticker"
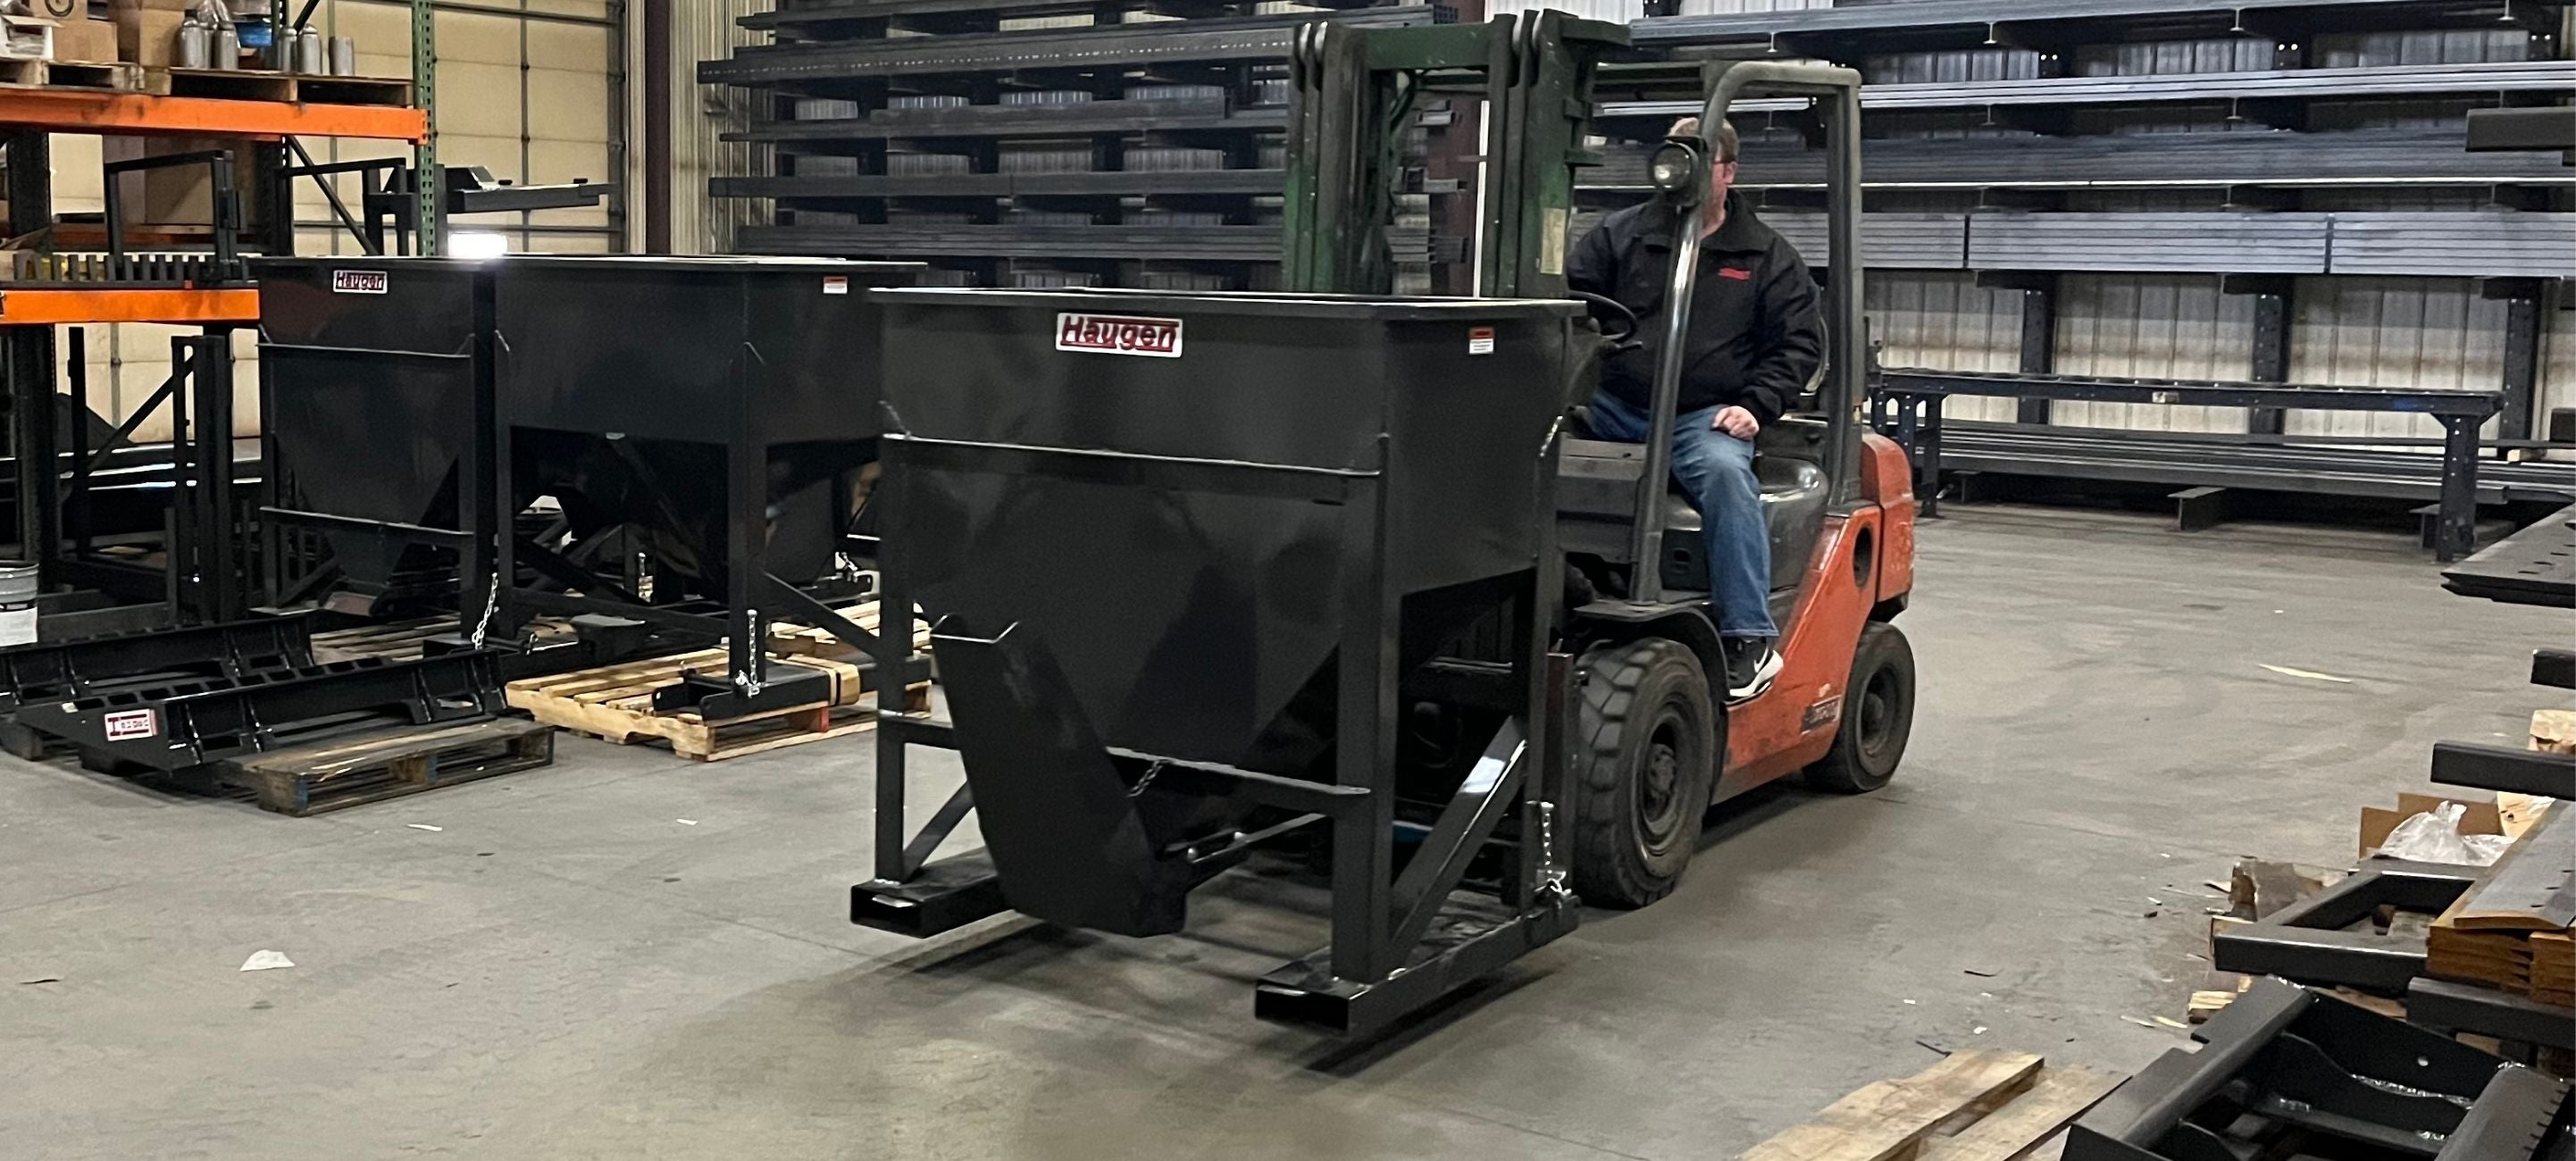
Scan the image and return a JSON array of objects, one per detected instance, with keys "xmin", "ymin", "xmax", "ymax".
[
  {"xmin": 823, "ymin": 276, "xmax": 850, "ymax": 296},
  {"xmin": 104, "ymin": 707, "xmax": 159, "ymax": 742},
  {"xmin": 1468, "ymin": 326, "xmax": 1496, "ymax": 355}
]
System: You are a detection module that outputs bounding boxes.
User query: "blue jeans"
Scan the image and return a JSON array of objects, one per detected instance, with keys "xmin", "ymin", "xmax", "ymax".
[{"xmin": 1587, "ymin": 391, "xmax": 1777, "ymax": 639}]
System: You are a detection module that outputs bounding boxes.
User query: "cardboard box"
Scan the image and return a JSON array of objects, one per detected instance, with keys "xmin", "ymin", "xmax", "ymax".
[
  {"xmin": 54, "ymin": 18, "xmax": 116, "ymax": 63},
  {"xmin": 0, "ymin": 14, "xmax": 57, "ymax": 62},
  {"xmin": 109, "ymin": 0, "xmax": 198, "ymax": 12},
  {"xmin": 114, "ymin": 8, "xmax": 182, "ymax": 68},
  {"xmin": 2358, "ymin": 792, "xmax": 2505, "ymax": 856}
]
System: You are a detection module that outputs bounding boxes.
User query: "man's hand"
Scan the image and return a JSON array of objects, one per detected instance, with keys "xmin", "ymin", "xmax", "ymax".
[{"xmin": 1712, "ymin": 405, "xmax": 1761, "ymax": 439}]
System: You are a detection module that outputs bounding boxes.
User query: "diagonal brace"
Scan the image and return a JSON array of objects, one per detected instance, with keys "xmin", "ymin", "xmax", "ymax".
[{"xmin": 1386, "ymin": 718, "xmax": 1528, "ymax": 956}]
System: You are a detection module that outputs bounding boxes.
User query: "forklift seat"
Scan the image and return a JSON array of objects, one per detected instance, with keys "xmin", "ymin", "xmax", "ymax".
[{"xmin": 1554, "ymin": 413, "xmax": 1835, "ymax": 596}]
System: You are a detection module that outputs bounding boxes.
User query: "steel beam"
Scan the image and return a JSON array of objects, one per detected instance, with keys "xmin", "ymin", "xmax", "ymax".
[
  {"xmin": 2432, "ymin": 739, "xmax": 2576, "ymax": 798},
  {"xmin": 1633, "ymin": 0, "xmax": 2572, "ymax": 52},
  {"xmin": 1601, "ymin": 61, "xmax": 2576, "ymax": 115},
  {"xmin": 699, "ymin": 6, "xmax": 1436, "ymax": 86}
]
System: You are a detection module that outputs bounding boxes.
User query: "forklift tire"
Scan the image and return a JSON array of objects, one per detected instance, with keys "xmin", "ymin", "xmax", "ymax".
[
  {"xmin": 1806, "ymin": 622, "xmax": 1915, "ymax": 795},
  {"xmin": 1571, "ymin": 638, "xmax": 1718, "ymax": 908}
]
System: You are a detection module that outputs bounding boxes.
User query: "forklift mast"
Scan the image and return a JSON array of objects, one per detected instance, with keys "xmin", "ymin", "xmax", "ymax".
[
  {"xmin": 1281, "ymin": 12, "xmax": 1629, "ymax": 297},
  {"xmin": 1288, "ymin": 38, "xmax": 1869, "ymax": 612},
  {"xmin": 1611, "ymin": 60, "xmax": 1866, "ymax": 603}
]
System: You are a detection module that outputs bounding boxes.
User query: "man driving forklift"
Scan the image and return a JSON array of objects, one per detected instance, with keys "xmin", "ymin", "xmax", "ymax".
[{"xmin": 1568, "ymin": 114, "xmax": 1821, "ymax": 705}]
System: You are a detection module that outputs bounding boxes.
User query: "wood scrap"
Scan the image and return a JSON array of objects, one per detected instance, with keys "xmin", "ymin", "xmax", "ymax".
[
  {"xmin": 1917, "ymin": 1066, "xmax": 2126, "ymax": 1161},
  {"xmin": 2425, "ymin": 809, "xmax": 2573, "ymax": 1000},
  {"xmin": 2228, "ymin": 859, "xmax": 2343, "ymax": 920},
  {"xmin": 2534, "ymin": 708, "xmax": 2576, "ymax": 755},
  {"xmin": 1735, "ymin": 1051, "xmax": 2124, "ymax": 1161},
  {"xmin": 2498, "ymin": 793, "xmax": 2553, "ymax": 841}
]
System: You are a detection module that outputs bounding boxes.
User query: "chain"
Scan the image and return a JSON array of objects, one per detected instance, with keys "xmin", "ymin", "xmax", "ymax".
[
  {"xmin": 467, "ymin": 569, "xmax": 501, "ymax": 649},
  {"xmin": 736, "ymin": 611, "xmax": 765, "ymax": 697},
  {"xmin": 1537, "ymin": 801, "xmax": 1568, "ymax": 899},
  {"xmin": 1128, "ymin": 759, "xmax": 1168, "ymax": 798}
]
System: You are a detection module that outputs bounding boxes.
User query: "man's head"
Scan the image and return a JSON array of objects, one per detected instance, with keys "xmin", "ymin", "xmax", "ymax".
[{"xmin": 1669, "ymin": 115, "xmax": 1740, "ymax": 204}]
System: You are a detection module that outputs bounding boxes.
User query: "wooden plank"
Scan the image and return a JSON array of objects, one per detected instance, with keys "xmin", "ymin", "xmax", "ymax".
[
  {"xmin": 222, "ymin": 719, "xmax": 555, "ymax": 816},
  {"xmin": 669, "ymin": 702, "xmax": 879, "ymax": 761},
  {"xmin": 1737, "ymin": 1051, "xmax": 2045, "ymax": 1161},
  {"xmin": 1919, "ymin": 1066, "xmax": 2127, "ymax": 1161}
]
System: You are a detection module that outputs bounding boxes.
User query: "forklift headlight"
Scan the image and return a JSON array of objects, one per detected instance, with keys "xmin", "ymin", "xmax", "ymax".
[{"xmin": 1647, "ymin": 141, "xmax": 1702, "ymax": 195}]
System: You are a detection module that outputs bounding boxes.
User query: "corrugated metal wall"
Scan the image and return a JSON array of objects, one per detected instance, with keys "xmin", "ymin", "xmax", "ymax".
[
  {"xmin": 1836, "ymin": 9, "xmax": 2570, "ymax": 446},
  {"xmin": 1485, "ymin": 0, "xmax": 1647, "ymax": 21},
  {"xmin": 1867, "ymin": 273, "xmax": 2019, "ymax": 422},
  {"xmin": 670, "ymin": 0, "xmax": 776, "ymax": 255},
  {"xmin": 1677, "ymin": 0, "xmax": 1829, "ymax": 15}
]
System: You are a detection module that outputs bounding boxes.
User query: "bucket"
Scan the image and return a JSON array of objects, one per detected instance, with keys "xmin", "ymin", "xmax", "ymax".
[{"xmin": 0, "ymin": 560, "xmax": 38, "ymax": 647}]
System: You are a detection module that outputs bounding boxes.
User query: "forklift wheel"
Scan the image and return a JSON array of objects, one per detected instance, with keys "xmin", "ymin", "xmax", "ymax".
[
  {"xmin": 1806, "ymin": 622, "xmax": 1915, "ymax": 795},
  {"xmin": 1571, "ymin": 639, "xmax": 1718, "ymax": 908}
]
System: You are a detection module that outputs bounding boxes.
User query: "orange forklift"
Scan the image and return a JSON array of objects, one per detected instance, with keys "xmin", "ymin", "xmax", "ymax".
[
  {"xmin": 1547, "ymin": 57, "xmax": 1922, "ymax": 906},
  {"xmin": 856, "ymin": 20, "xmax": 1919, "ymax": 1033},
  {"xmin": 1287, "ymin": 20, "xmax": 1928, "ymax": 906}
]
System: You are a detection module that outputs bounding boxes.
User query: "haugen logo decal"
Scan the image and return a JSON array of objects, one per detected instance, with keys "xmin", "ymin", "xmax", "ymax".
[{"xmin": 1055, "ymin": 313, "xmax": 1183, "ymax": 358}]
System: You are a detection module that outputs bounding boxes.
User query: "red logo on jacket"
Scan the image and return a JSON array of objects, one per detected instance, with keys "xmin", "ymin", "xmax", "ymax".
[{"xmin": 1717, "ymin": 266, "xmax": 1753, "ymax": 281}]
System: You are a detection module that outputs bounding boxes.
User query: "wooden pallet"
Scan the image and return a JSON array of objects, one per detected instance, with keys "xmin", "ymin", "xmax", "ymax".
[
  {"xmin": 43, "ymin": 61, "xmax": 146, "ymax": 92},
  {"xmin": 767, "ymin": 599, "xmax": 931, "ymax": 662},
  {"xmin": 143, "ymin": 67, "xmax": 412, "ymax": 107},
  {"xmin": 299, "ymin": 73, "xmax": 414, "ymax": 107},
  {"xmin": 309, "ymin": 619, "xmax": 449, "ymax": 664},
  {"xmin": 1737, "ymin": 1051, "xmax": 2127, "ymax": 1161},
  {"xmin": 0, "ymin": 57, "xmax": 45, "ymax": 87},
  {"xmin": 506, "ymin": 647, "xmax": 927, "ymax": 762},
  {"xmin": 307, "ymin": 616, "xmax": 581, "ymax": 665},
  {"xmin": 220, "ymin": 718, "xmax": 555, "ymax": 817}
]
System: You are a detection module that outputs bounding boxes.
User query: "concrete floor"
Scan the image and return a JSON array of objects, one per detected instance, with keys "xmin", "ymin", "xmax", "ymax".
[{"xmin": 3, "ymin": 505, "xmax": 2564, "ymax": 1160}]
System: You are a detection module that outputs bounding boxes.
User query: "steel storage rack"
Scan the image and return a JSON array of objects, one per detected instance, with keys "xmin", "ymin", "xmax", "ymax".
[
  {"xmin": 1584, "ymin": 0, "xmax": 2574, "ymax": 551},
  {"xmin": 698, "ymin": 0, "xmax": 1475, "ymax": 292},
  {"xmin": 0, "ymin": 82, "xmax": 431, "ymax": 636}
]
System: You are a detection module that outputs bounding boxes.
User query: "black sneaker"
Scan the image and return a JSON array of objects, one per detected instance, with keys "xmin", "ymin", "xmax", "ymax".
[{"xmin": 1724, "ymin": 639, "xmax": 1783, "ymax": 705}]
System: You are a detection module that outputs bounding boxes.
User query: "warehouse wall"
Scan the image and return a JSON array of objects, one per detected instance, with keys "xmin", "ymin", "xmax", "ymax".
[
  {"xmin": 680, "ymin": 0, "xmax": 2572, "ymax": 448},
  {"xmin": 667, "ymin": 0, "xmax": 774, "ymax": 255},
  {"xmin": 1841, "ymin": 14, "xmax": 2572, "ymax": 446},
  {"xmin": 49, "ymin": 0, "xmax": 627, "ymax": 440}
]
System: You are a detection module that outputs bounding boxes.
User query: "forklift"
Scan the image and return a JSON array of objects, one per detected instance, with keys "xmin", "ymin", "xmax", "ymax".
[
  {"xmin": 853, "ymin": 13, "xmax": 1919, "ymax": 1034},
  {"xmin": 1284, "ymin": 17, "xmax": 1922, "ymax": 906}
]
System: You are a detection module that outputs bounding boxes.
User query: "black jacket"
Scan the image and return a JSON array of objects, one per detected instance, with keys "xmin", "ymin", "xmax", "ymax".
[{"xmin": 1566, "ymin": 192, "xmax": 1823, "ymax": 425}]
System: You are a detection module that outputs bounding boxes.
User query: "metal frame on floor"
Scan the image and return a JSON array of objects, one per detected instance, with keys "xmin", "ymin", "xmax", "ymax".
[
  {"xmin": 1869, "ymin": 369, "xmax": 2520, "ymax": 561},
  {"xmin": 2065, "ymin": 977, "xmax": 2569, "ymax": 1161},
  {"xmin": 12, "ymin": 648, "xmax": 506, "ymax": 777},
  {"xmin": 2211, "ymin": 861, "xmax": 2480, "ymax": 996}
]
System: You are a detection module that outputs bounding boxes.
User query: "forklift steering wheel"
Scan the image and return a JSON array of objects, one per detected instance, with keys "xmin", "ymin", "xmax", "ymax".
[{"xmin": 1570, "ymin": 291, "xmax": 1641, "ymax": 349}]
